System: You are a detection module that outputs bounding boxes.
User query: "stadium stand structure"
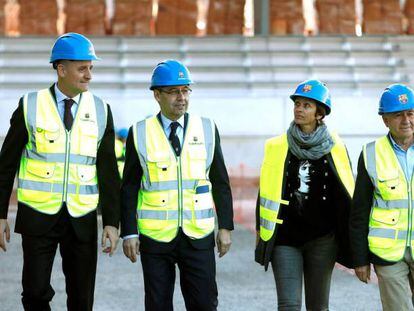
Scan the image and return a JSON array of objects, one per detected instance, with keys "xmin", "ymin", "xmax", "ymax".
[{"xmin": 0, "ymin": 35, "xmax": 412, "ymax": 99}]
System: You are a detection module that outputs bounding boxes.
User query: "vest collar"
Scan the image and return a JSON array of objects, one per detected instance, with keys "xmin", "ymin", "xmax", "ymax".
[
  {"xmin": 157, "ymin": 112, "xmax": 189, "ymax": 134},
  {"xmin": 54, "ymin": 83, "xmax": 81, "ymax": 105}
]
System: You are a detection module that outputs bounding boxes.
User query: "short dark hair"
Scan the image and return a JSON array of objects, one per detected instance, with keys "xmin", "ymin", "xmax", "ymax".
[
  {"xmin": 316, "ymin": 103, "xmax": 327, "ymax": 122},
  {"xmin": 52, "ymin": 60, "xmax": 61, "ymax": 70},
  {"xmin": 52, "ymin": 60, "xmax": 71, "ymax": 70}
]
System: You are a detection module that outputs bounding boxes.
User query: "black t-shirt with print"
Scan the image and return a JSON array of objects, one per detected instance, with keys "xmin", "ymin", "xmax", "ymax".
[{"xmin": 275, "ymin": 154, "xmax": 337, "ymax": 246}]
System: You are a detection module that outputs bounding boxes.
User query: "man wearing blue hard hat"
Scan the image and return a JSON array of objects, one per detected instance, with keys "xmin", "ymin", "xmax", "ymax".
[
  {"xmin": 121, "ymin": 59, "xmax": 233, "ymax": 310},
  {"xmin": 350, "ymin": 84, "xmax": 414, "ymax": 311},
  {"xmin": 0, "ymin": 33, "xmax": 120, "ymax": 310}
]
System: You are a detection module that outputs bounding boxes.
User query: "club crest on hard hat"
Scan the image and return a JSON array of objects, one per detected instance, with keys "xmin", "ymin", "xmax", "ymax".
[
  {"xmin": 302, "ymin": 84, "xmax": 312, "ymax": 93},
  {"xmin": 399, "ymin": 94, "xmax": 408, "ymax": 104}
]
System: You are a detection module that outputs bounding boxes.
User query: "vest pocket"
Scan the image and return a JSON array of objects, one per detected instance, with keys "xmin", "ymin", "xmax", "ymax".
[
  {"xmin": 75, "ymin": 166, "xmax": 98, "ymax": 205},
  {"xmin": 19, "ymin": 188, "xmax": 53, "ymax": 203},
  {"xmin": 142, "ymin": 191, "xmax": 169, "ymax": 207},
  {"xmin": 44, "ymin": 129, "xmax": 60, "ymax": 141},
  {"xmin": 139, "ymin": 192, "xmax": 169, "ymax": 231},
  {"xmin": 368, "ymin": 231, "xmax": 397, "ymax": 249},
  {"xmin": 19, "ymin": 160, "xmax": 55, "ymax": 203},
  {"xmin": 35, "ymin": 125, "xmax": 61, "ymax": 153},
  {"xmin": 79, "ymin": 123, "xmax": 98, "ymax": 157},
  {"xmin": 377, "ymin": 171, "xmax": 402, "ymax": 200},
  {"xmin": 370, "ymin": 208, "xmax": 400, "ymax": 226},
  {"xmin": 368, "ymin": 209, "xmax": 400, "ymax": 249},
  {"xmin": 77, "ymin": 165, "xmax": 96, "ymax": 182},
  {"xmin": 193, "ymin": 181, "xmax": 214, "ymax": 229},
  {"xmin": 146, "ymin": 152, "xmax": 171, "ymax": 181},
  {"xmin": 187, "ymin": 147, "xmax": 207, "ymax": 178},
  {"xmin": 26, "ymin": 159, "xmax": 55, "ymax": 179},
  {"xmin": 76, "ymin": 192, "xmax": 99, "ymax": 205}
]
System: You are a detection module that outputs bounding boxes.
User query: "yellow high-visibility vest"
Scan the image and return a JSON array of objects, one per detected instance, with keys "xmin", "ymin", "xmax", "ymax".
[
  {"xmin": 364, "ymin": 135, "xmax": 414, "ymax": 262},
  {"xmin": 259, "ymin": 132, "xmax": 354, "ymax": 241},
  {"xmin": 17, "ymin": 88, "xmax": 107, "ymax": 217},
  {"xmin": 115, "ymin": 138, "xmax": 125, "ymax": 178},
  {"xmin": 133, "ymin": 115, "xmax": 216, "ymax": 242}
]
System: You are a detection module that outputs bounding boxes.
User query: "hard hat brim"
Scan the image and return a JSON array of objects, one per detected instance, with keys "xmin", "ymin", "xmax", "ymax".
[
  {"xmin": 49, "ymin": 55, "xmax": 101, "ymax": 63},
  {"xmin": 149, "ymin": 82, "xmax": 194, "ymax": 90}
]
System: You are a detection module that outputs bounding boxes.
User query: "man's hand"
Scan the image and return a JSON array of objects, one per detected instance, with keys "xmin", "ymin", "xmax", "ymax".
[
  {"xmin": 355, "ymin": 265, "xmax": 371, "ymax": 283},
  {"xmin": 101, "ymin": 225, "xmax": 119, "ymax": 256},
  {"xmin": 123, "ymin": 237, "xmax": 140, "ymax": 263},
  {"xmin": 0, "ymin": 219, "xmax": 10, "ymax": 252},
  {"xmin": 216, "ymin": 229, "xmax": 232, "ymax": 258}
]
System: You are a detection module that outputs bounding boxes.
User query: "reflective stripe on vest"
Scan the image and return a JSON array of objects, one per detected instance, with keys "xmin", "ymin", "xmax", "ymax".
[
  {"xmin": 133, "ymin": 115, "xmax": 216, "ymax": 242},
  {"xmin": 138, "ymin": 209, "xmax": 215, "ymax": 220},
  {"xmin": 18, "ymin": 179, "xmax": 98, "ymax": 194},
  {"xmin": 259, "ymin": 197, "xmax": 284, "ymax": 232},
  {"xmin": 258, "ymin": 134, "xmax": 289, "ymax": 241},
  {"xmin": 17, "ymin": 88, "xmax": 107, "ymax": 217},
  {"xmin": 259, "ymin": 132, "xmax": 355, "ymax": 242},
  {"xmin": 363, "ymin": 136, "xmax": 413, "ymax": 262}
]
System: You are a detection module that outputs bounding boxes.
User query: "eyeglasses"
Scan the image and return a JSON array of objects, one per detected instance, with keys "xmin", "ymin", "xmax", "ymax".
[{"xmin": 158, "ymin": 88, "xmax": 192, "ymax": 97}]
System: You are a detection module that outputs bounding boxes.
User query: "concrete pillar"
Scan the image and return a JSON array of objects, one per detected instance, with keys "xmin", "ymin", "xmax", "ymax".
[{"xmin": 254, "ymin": 0, "xmax": 269, "ymax": 35}]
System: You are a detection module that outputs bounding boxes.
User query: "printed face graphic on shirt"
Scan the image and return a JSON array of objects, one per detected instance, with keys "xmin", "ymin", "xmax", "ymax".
[{"xmin": 298, "ymin": 160, "xmax": 311, "ymax": 194}]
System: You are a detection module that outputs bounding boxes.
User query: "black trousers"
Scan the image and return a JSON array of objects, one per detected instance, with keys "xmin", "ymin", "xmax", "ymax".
[
  {"xmin": 140, "ymin": 231, "xmax": 218, "ymax": 311},
  {"xmin": 21, "ymin": 207, "xmax": 97, "ymax": 311}
]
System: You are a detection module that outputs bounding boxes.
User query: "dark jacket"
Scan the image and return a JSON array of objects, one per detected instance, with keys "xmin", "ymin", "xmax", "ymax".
[
  {"xmin": 0, "ymin": 85, "xmax": 120, "ymax": 242},
  {"xmin": 255, "ymin": 150, "xmax": 353, "ymax": 270},
  {"xmin": 120, "ymin": 112, "xmax": 233, "ymax": 253}
]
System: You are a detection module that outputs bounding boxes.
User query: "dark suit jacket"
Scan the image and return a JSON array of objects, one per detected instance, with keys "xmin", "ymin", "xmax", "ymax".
[
  {"xmin": 0, "ymin": 85, "xmax": 120, "ymax": 242},
  {"xmin": 121, "ymin": 112, "xmax": 233, "ymax": 253}
]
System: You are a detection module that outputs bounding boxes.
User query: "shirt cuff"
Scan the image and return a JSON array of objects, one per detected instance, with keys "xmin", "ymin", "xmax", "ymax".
[{"xmin": 122, "ymin": 234, "xmax": 139, "ymax": 240}]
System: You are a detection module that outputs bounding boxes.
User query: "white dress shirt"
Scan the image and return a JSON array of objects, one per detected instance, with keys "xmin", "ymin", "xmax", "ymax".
[{"xmin": 54, "ymin": 83, "xmax": 80, "ymax": 122}]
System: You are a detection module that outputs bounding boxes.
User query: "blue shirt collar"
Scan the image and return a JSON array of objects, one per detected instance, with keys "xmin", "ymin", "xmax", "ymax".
[
  {"xmin": 54, "ymin": 83, "xmax": 80, "ymax": 105},
  {"xmin": 160, "ymin": 113, "xmax": 185, "ymax": 130},
  {"xmin": 388, "ymin": 133, "xmax": 413, "ymax": 153}
]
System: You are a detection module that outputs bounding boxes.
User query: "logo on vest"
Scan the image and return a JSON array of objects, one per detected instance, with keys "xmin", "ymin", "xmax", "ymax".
[
  {"xmin": 189, "ymin": 136, "xmax": 203, "ymax": 145},
  {"xmin": 399, "ymin": 94, "xmax": 408, "ymax": 104},
  {"xmin": 80, "ymin": 113, "xmax": 95, "ymax": 122}
]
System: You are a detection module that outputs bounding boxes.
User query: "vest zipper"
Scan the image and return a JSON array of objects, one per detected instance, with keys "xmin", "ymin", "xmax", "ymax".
[
  {"xmin": 177, "ymin": 155, "xmax": 183, "ymax": 227},
  {"xmin": 408, "ymin": 172, "xmax": 413, "ymax": 247},
  {"xmin": 63, "ymin": 130, "xmax": 71, "ymax": 203}
]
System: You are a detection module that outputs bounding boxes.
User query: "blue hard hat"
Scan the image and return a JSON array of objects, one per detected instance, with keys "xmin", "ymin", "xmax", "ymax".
[
  {"xmin": 290, "ymin": 79, "xmax": 332, "ymax": 115},
  {"xmin": 50, "ymin": 32, "xmax": 100, "ymax": 63},
  {"xmin": 150, "ymin": 59, "xmax": 193, "ymax": 90},
  {"xmin": 378, "ymin": 84, "xmax": 414, "ymax": 115},
  {"xmin": 117, "ymin": 128, "xmax": 129, "ymax": 139}
]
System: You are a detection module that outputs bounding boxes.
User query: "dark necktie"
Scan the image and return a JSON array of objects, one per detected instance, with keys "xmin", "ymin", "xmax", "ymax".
[
  {"xmin": 169, "ymin": 122, "xmax": 181, "ymax": 156},
  {"xmin": 64, "ymin": 98, "xmax": 74, "ymax": 131}
]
